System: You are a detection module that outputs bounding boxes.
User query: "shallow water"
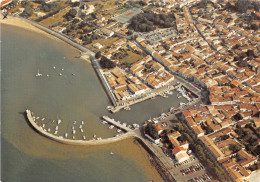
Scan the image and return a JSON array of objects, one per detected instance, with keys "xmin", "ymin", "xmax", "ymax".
[{"xmin": 1, "ymin": 24, "xmax": 185, "ymax": 182}]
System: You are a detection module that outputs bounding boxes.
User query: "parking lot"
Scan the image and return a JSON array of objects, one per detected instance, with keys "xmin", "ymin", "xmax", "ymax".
[{"xmin": 172, "ymin": 154, "xmax": 211, "ymax": 182}]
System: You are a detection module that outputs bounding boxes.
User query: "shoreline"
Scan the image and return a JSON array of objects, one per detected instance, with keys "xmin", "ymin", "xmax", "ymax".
[
  {"xmin": 1, "ymin": 14, "xmax": 92, "ymax": 63},
  {"xmin": 1, "ymin": 14, "xmax": 58, "ymax": 40}
]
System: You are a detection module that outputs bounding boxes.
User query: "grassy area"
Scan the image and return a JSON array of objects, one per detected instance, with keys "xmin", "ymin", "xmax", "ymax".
[
  {"xmin": 87, "ymin": 37, "xmax": 120, "ymax": 52},
  {"xmin": 39, "ymin": 7, "xmax": 71, "ymax": 27},
  {"xmin": 120, "ymin": 50, "xmax": 144, "ymax": 65}
]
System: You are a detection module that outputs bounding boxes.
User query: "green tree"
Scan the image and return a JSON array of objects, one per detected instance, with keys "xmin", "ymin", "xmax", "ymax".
[
  {"xmin": 145, "ymin": 123, "xmax": 159, "ymax": 140},
  {"xmin": 95, "ymin": 51, "xmax": 102, "ymax": 59},
  {"xmin": 229, "ymin": 144, "xmax": 241, "ymax": 153}
]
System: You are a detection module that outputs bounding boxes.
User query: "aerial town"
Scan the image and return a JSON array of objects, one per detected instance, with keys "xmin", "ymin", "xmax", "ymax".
[{"xmin": 1, "ymin": 0, "xmax": 260, "ymax": 181}]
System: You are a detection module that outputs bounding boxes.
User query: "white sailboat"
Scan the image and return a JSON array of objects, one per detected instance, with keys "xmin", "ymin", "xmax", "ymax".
[
  {"xmin": 53, "ymin": 66, "xmax": 56, "ymax": 69},
  {"xmin": 81, "ymin": 121, "xmax": 84, "ymax": 125},
  {"xmin": 55, "ymin": 126, "xmax": 58, "ymax": 130},
  {"xmin": 83, "ymin": 136, "xmax": 86, "ymax": 140},
  {"xmin": 42, "ymin": 124, "xmax": 45, "ymax": 128},
  {"xmin": 57, "ymin": 119, "xmax": 61, "ymax": 124},
  {"xmin": 54, "ymin": 130, "xmax": 58, "ymax": 135},
  {"xmin": 65, "ymin": 133, "xmax": 68, "ymax": 138},
  {"xmin": 73, "ymin": 121, "xmax": 77, "ymax": 124},
  {"xmin": 36, "ymin": 69, "xmax": 42, "ymax": 77},
  {"xmin": 80, "ymin": 129, "xmax": 83, "ymax": 133},
  {"xmin": 47, "ymin": 128, "xmax": 50, "ymax": 132},
  {"xmin": 41, "ymin": 118, "xmax": 45, "ymax": 121},
  {"xmin": 72, "ymin": 130, "xmax": 76, "ymax": 134},
  {"xmin": 79, "ymin": 125, "xmax": 82, "ymax": 129}
]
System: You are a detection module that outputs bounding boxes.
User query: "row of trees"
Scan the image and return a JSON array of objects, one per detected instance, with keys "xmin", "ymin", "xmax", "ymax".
[
  {"xmin": 174, "ymin": 114, "xmax": 232, "ymax": 181},
  {"xmin": 128, "ymin": 10, "xmax": 176, "ymax": 32}
]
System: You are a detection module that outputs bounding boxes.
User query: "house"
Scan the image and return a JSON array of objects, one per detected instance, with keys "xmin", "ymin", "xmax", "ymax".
[
  {"xmin": 155, "ymin": 124, "xmax": 163, "ymax": 134},
  {"xmin": 96, "ymin": 13, "xmax": 105, "ymax": 21},
  {"xmin": 237, "ymin": 150, "xmax": 257, "ymax": 168},
  {"xmin": 98, "ymin": 28, "xmax": 114, "ymax": 37},
  {"xmin": 0, "ymin": 0, "xmax": 12, "ymax": 8},
  {"xmin": 172, "ymin": 146, "xmax": 189, "ymax": 163},
  {"xmin": 92, "ymin": 43, "xmax": 103, "ymax": 49}
]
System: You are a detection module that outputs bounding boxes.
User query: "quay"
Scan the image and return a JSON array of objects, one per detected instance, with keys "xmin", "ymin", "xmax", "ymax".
[
  {"xmin": 110, "ymin": 83, "xmax": 180, "ymax": 113},
  {"xmin": 91, "ymin": 57, "xmax": 117, "ymax": 106}
]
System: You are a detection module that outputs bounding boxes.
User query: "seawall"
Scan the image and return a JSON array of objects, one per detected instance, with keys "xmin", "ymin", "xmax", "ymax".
[{"xmin": 26, "ymin": 109, "xmax": 135, "ymax": 146}]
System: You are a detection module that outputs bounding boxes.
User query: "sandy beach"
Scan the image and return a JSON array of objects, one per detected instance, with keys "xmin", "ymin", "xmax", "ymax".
[{"xmin": 0, "ymin": 14, "xmax": 56, "ymax": 38}]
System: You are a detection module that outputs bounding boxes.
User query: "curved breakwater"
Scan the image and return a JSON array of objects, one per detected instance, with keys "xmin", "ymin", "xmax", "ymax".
[{"xmin": 26, "ymin": 109, "xmax": 136, "ymax": 145}]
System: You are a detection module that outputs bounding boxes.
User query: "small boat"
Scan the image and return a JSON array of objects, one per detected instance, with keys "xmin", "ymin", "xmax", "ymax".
[
  {"xmin": 54, "ymin": 130, "xmax": 58, "ymax": 135},
  {"xmin": 116, "ymin": 134, "xmax": 120, "ymax": 137},
  {"xmin": 41, "ymin": 118, "xmax": 45, "ymax": 121},
  {"xmin": 72, "ymin": 130, "xmax": 76, "ymax": 134},
  {"xmin": 72, "ymin": 136, "xmax": 75, "ymax": 139},
  {"xmin": 47, "ymin": 74, "xmax": 49, "ymax": 77},
  {"xmin": 72, "ymin": 73, "xmax": 75, "ymax": 76},
  {"xmin": 59, "ymin": 73, "xmax": 62, "ymax": 76},
  {"xmin": 63, "ymin": 57, "xmax": 66, "ymax": 59},
  {"xmin": 36, "ymin": 69, "xmax": 43, "ymax": 77},
  {"xmin": 55, "ymin": 126, "xmax": 58, "ymax": 130},
  {"xmin": 65, "ymin": 133, "xmax": 68, "ymax": 138},
  {"xmin": 36, "ymin": 117, "xmax": 39, "ymax": 119},
  {"xmin": 97, "ymin": 137, "xmax": 102, "ymax": 140},
  {"xmin": 81, "ymin": 121, "xmax": 84, "ymax": 125},
  {"xmin": 108, "ymin": 125, "xmax": 114, "ymax": 129},
  {"xmin": 79, "ymin": 125, "xmax": 82, "ymax": 129},
  {"xmin": 83, "ymin": 136, "xmax": 86, "ymax": 140},
  {"xmin": 93, "ymin": 134, "xmax": 97, "ymax": 138},
  {"xmin": 52, "ymin": 120, "xmax": 55, "ymax": 123},
  {"xmin": 57, "ymin": 120, "xmax": 61, "ymax": 124},
  {"xmin": 73, "ymin": 121, "xmax": 77, "ymax": 124},
  {"xmin": 117, "ymin": 129, "xmax": 121, "ymax": 133},
  {"xmin": 47, "ymin": 128, "xmax": 50, "ymax": 132},
  {"xmin": 44, "ymin": 129, "xmax": 47, "ymax": 131},
  {"xmin": 110, "ymin": 152, "xmax": 114, "ymax": 155},
  {"xmin": 42, "ymin": 124, "xmax": 45, "ymax": 128},
  {"xmin": 72, "ymin": 126, "xmax": 75, "ymax": 130},
  {"xmin": 62, "ymin": 68, "xmax": 64, "ymax": 71},
  {"xmin": 80, "ymin": 129, "xmax": 83, "ymax": 132},
  {"xmin": 101, "ymin": 121, "xmax": 107, "ymax": 124}
]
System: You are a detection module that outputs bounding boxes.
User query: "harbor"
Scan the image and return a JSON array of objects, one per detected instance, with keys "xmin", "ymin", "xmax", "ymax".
[{"xmin": 26, "ymin": 109, "xmax": 136, "ymax": 145}]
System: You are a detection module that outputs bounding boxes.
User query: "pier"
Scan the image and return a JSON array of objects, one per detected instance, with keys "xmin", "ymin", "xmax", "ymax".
[{"xmin": 102, "ymin": 116, "xmax": 133, "ymax": 132}]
